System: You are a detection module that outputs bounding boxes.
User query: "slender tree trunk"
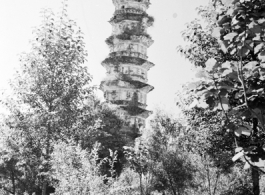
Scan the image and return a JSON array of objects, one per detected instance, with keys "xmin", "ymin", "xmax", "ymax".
[
  {"xmin": 11, "ymin": 168, "xmax": 16, "ymax": 195},
  {"xmin": 252, "ymin": 168, "xmax": 260, "ymax": 195},
  {"xmin": 42, "ymin": 121, "xmax": 51, "ymax": 195},
  {"xmin": 206, "ymin": 161, "xmax": 212, "ymax": 195},
  {"xmin": 212, "ymin": 172, "xmax": 220, "ymax": 195},
  {"xmin": 252, "ymin": 118, "xmax": 260, "ymax": 195},
  {"xmin": 42, "ymin": 182, "xmax": 47, "ymax": 195},
  {"xmin": 139, "ymin": 173, "xmax": 143, "ymax": 195}
]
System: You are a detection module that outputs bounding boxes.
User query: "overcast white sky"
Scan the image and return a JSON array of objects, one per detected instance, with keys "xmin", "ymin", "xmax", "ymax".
[{"xmin": 0, "ymin": 0, "xmax": 209, "ymax": 115}]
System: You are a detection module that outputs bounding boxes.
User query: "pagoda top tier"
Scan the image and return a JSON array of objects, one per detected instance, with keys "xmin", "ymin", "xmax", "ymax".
[{"xmin": 112, "ymin": 0, "xmax": 150, "ymax": 11}]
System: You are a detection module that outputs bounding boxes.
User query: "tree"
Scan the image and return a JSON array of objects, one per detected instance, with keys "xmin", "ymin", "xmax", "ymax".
[
  {"xmin": 0, "ymin": 4, "xmax": 95, "ymax": 194},
  {"xmin": 0, "ymin": 2, "xmax": 131, "ymax": 193},
  {"xmin": 176, "ymin": 91, "xmax": 253, "ymax": 195},
  {"xmin": 143, "ymin": 110, "xmax": 196, "ymax": 195},
  {"xmin": 51, "ymin": 141, "xmax": 110, "ymax": 195},
  {"xmin": 178, "ymin": 0, "xmax": 265, "ymax": 194}
]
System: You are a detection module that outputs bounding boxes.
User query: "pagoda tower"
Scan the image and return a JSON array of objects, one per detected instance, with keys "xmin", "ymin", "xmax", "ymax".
[{"xmin": 101, "ymin": 0, "xmax": 154, "ymax": 139}]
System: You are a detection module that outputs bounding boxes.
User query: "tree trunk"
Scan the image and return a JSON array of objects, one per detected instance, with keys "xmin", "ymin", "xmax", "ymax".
[
  {"xmin": 42, "ymin": 181, "xmax": 47, "ymax": 195},
  {"xmin": 206, "ymin": 161, "xmax": 212, "ymax": 195},
  {"xmin": 252, "ymin": 167, "xmax": 260, "ymax": 195},
  {"xmin": 252, "ymin": 118, "xmax": 260, "ymax": 195},
  {"xmin": 11, "ymin": 168, "xmax": 16, "ymax": 195},
  {"xmin": 212, "ymin": 172, "xmax": 220, "ymax": 195},
  {"xmin": 139, "ymin": 173, "xmax": 143, "ymax": 195}
]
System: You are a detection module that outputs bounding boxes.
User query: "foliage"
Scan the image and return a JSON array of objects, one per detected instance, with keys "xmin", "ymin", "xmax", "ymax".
[
  {"xmin": 177, "ymin": 0, "xmax": 265, "ymax": 194},
  {"xmin": 109, "ymin": 167, "xmax": 141, "ymax": 195},
  {"xmin": 139, "ymin": 111, "xmax": 197, "ymax": 195},
  {"xmin": 0, "ymin": 5, "xmax": 127, "ymax": 194},
  {"xmin": 51, "ymin": 141, "xmax": 111, "ymax": 195},
  {"xmin": 0, "ymin": 5, "xmax": 94, "ymax": 194},
  {"xmin": 176, "ymin": 91, "xmax": 235, "ymax": 172},
  {"xmin": 177, "ymin": 89, "xmax": 256, "ymax": 194},
  {"xmin": 51, "ymin": 140, "xmax": 148, "ymax": 195}
]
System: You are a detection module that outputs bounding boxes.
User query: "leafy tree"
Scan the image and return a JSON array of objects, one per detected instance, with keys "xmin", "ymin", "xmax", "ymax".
[
  {"xmin": 176, "ymin": 91, "xmax": 254, "ymax": 195},
  {"xmin": 142, "ymin": 110, "xmax": 196, "ymax": 195},
  {"xmin": 109, "ymin": 167, "xmax": 141, "ymax": 195},
  {"xmin": 51, "ymin": 141, "xmax": 110, "ymax": 195},
  {"xmin": 124, "ymin": 141, "xmax": 150, "ymax": 195},
  {"xmin": 178, "ymin": 0, "xmax": 265, "ymax": 194},
  {"xmin": 0, "ymin": 4, "xmax": 126, "ymax": 194}
]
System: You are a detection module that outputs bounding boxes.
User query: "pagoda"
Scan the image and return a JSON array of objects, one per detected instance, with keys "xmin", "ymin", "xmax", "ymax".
[{"xmin": 101, "ymin": 0, "xmax": 154, "ymax": 139}]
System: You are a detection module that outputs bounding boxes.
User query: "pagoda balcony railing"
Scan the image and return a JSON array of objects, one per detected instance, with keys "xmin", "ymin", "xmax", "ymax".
[
  {"xmin": 110, "ymin": 13, "xmax": 143, "ymax": 23},
  {"xmin": 109, "ymin": 99, "xmax": 147, "ymax": 109},
  {"xmin": 109, "ymin": 51, "xmax": 148, "ymax": 60},
  {"xmin": 112, "ymin": 0, "xmax": 150, "ymax": 7},
  {"xmin": 114, "ymin": 35, "xmax": 153, "ymax": 48},
  {"xmin": 114, "ymin": 8, "xmax": 144, "ymax": 16},
  {"xmin": 120, "ymin": 73, "xmax": 147, "ymax": 83}
]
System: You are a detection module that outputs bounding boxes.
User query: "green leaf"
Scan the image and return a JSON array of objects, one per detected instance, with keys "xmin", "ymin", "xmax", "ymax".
[
  {"xmin": 205, "ymin": 58, "xmax": 217, "ymax": 72},
  {"xmin": 222, "ymin": 0, "xmax": 234, "ymax": 6},
  {"xmin": 243, "ymin": 61, "xmax": 258, "ymax": 71},
  {"xmin": 223, "ymin": 32, "xmax": 238, "ymax": 41},
  {"xmin": 212, "ymin": 27, "xmax": 222, "ymax": 38},
  {"xmin": 188, "ymin": 99, "xmax": 198, "ymax": 110},
  {"xmin": 254, "ymin": 159, "xmax": 264, "ymax": 168},
  {"xmin": 238, "ymin": 46, "xmax": 250, "ymax": 57},
  {"xmin": 249, "ymin": 21, "xmax": 262, "ymax": 34},
  {"xmin": 219, "ymin": 88, "xmax": 228, "ymax": 96},
  {"xmin": 222, "ymin": 68, "xmax": 233, "ymax": 77},
  {"xmin": 215, "ymin": 97, "xmax": 229, "ymax": 111},
  {"xmin": 187, "ymin": 81, "xmax": 201, "ymax": 90},
  {"xmin": 241, "ymin": 127, "xmax": 252, "ymax": 136},
  {"xmin": 195, "ymin": 69, "xmax": 208, "ymax": 79},
  {"xmin": 221, "ymin": 61, "xmax": 233, "ymax": 69},
  {"xmin": 234, "ymin": 128, "xmax": 242, "ymax": 137},
  {"xmin": 206, "ymin": 96, "xmax": 215, "ymax": 107},
  {"xmin": 258, "ymin": 51, "xmax": 265, "ymax": 62},
  {"xmin": 244, "ymin": 162, "xmax": 250, "ymax": 170},
  {"xmin": 197, "ymin": 98, "xmax": 209, "ymax": 109},
  {"xmin": 232, "ymin": 151, "xmax": 244, "ymax": 162},
  {"xmin": 235, "ymin": 126, "xmax": 252, "ymax": 136},
  {"xmin": 235, "ymin": 147, "xmax": 243, "ymax": 153}
]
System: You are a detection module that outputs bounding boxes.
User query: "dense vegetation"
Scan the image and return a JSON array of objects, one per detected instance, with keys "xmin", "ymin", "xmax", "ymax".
[{"xmin": 1, "ymin": 0, "xmax": 265, "ymax": 195}]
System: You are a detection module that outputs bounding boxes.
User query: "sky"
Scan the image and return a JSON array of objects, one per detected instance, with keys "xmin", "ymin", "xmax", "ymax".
[{"xmin": 0, "ymin": 0, "xmax": 210, "ymax": 115}]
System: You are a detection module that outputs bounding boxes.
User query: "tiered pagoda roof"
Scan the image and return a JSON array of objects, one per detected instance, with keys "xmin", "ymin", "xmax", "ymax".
[{"xmin": 101, "ymin": 0, "xmax": 154, "ymax": 137}]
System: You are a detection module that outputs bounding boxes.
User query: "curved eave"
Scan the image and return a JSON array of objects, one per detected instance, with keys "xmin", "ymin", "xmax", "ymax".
[
  {"xmin": 142, "ymin": 61, "xmax": 155, "ymax": 70},
  {"xmin": 123, "ymin": 79, "xmax": 154, "ymax": 92},
  {"xmin": 120, "ymin": 106, "xmax": 152, "ymax": 117},
  {"xmin": 138, "ymin": 109, "xmax": 153, "ymax": 119},
  {"xmin": 101, "ymin": 57, "xmax": 154, "ymax": 70}
]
